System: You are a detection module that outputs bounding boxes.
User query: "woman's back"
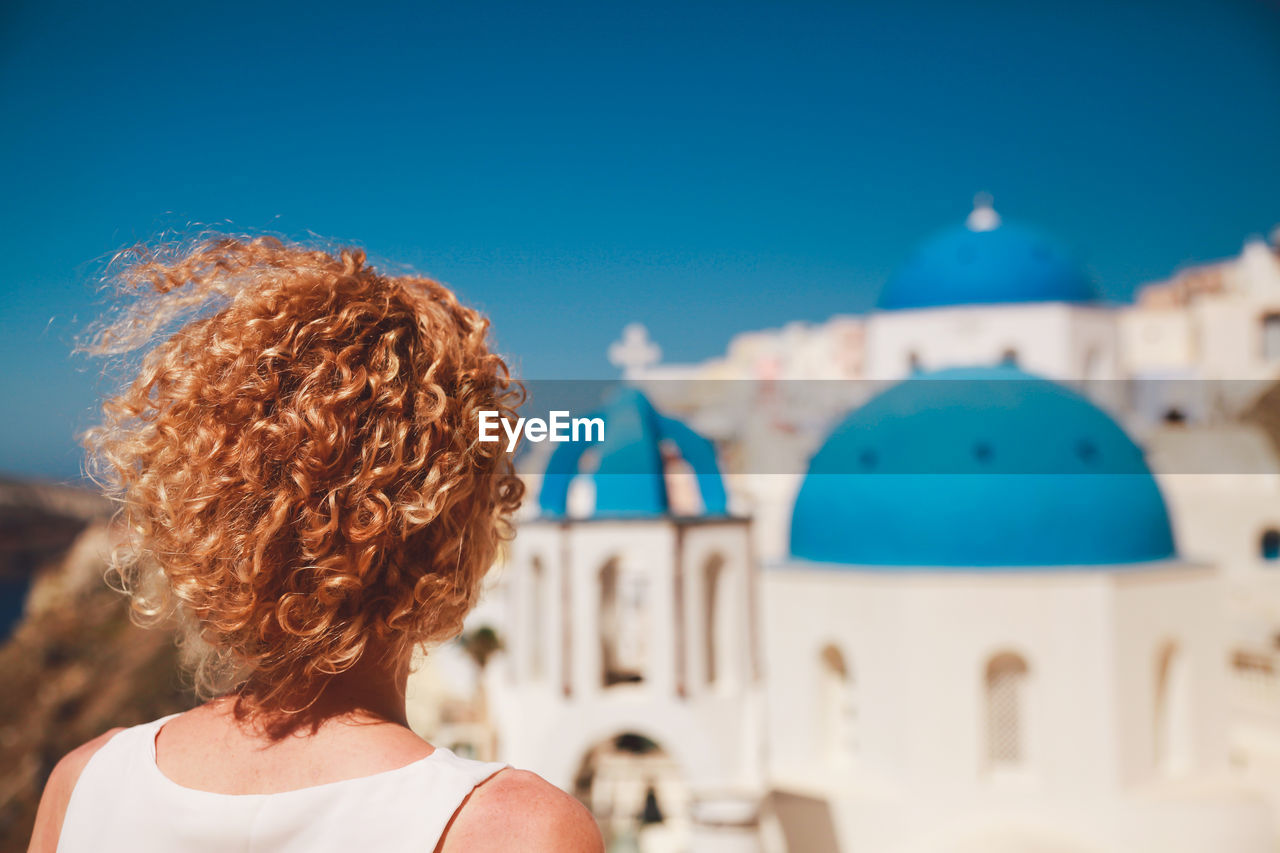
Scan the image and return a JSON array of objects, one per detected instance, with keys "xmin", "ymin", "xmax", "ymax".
[{"xmin": 57, "ymin": 705, "xmax": 508, "ymax": 853}]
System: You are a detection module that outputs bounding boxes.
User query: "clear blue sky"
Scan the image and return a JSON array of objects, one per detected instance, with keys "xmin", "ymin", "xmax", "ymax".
[{"xmin": 2, "ymin": 0, "xmax": 1278, "ymax": 480}]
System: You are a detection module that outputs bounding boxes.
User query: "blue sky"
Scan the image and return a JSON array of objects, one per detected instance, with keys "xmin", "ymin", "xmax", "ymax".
[{"xmin": 1, "ymin": 0, "xmax": 1278, "ymax": 480}]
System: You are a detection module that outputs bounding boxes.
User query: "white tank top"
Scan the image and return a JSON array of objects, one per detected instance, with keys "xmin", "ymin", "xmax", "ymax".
[{"xmin": 57, "ymin": 714, "xmax": 509, "ymax": 852}]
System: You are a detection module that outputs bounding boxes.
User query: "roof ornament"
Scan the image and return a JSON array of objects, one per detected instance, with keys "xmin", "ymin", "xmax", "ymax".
[
  {"xmin": 609, "ymin": 323, "xmax": 661, "ymax": 378},
  {"xmin": 966, "ymin": 191, "xmax": 1001, "ymax": 232}
]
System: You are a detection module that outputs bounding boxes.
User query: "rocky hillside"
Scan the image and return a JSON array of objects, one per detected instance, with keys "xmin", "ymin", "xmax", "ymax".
[{"xmin": 0, "ymin": 479, "xmax": 194, "ymax": 852}]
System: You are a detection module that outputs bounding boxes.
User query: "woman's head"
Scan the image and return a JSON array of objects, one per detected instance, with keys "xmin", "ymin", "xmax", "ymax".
[{"xmin": 80, "ymin": 235, "xmax": 524, "ymax": 712}]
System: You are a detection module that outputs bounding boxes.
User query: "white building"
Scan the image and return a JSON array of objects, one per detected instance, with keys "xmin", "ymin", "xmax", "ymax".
[
  {"xmin": 473, "ymin": 367, "xmax": 1274, "ymax": 853},
  {"xmin": 767, "ymin": 364, "xmax": 1270, "ymax": 852},
  {"xmin": 864, "ymin": 200, "xmax": 1119, "ymax": 382},
  {"xmin": 631, "ymin": 201, "xmax": 1280, "ymax": 391},
  {"xmin": 1121, "ymin": 231, "xmax": 1280, "ymax": 384},
  {"xmin": 407, "ymin": 203, "xmax": 1280, "ymax": 851}
]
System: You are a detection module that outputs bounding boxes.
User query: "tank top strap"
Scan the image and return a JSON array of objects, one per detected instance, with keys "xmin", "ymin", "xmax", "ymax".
[
  {"xmin": 399, "ymin": 747, "xmax": 510, "ymax": 846},
  {"xmin": 73, "ymin": 713, "xmax": 176, "ymax": 789},
  {"xmin": 57, "ymin": 716, "xmax": 177, "ymax": 852},
  {"xmin": 422, "ymin": 746, "xmax": 509, "ymax": 789}
]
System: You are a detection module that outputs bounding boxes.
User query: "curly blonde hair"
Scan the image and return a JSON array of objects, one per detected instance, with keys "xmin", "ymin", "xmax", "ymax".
[{"xmin": 79, "ymin": 235, "xmax": 524, "ymax": 713}]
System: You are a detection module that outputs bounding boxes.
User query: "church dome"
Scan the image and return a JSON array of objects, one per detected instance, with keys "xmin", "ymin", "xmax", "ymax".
[
  {"xmin": 789, "ymin": 365, "xmax": 1176, "ymax": 568},
  {"xmin": 538, "ymin": 387, "xmax": 727, "ymax": 518},
  {"xmin": 877, "ymin": 204, "xmax": 1098, "ymax": 311}
]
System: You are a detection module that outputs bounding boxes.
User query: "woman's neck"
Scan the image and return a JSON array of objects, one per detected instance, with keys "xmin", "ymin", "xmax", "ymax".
[{"xmin": 231, "ymin": 645, "xmax": 413, "ymax": 740}]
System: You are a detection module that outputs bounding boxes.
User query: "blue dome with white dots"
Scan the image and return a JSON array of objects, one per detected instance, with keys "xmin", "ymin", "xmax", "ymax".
[
  {"xmin": 789, "ymin": 365, "xmax": 1176, "ymax": 568},
  {"xmin": 877, "ymin": 210, "xmax": 1097, "ymax": 311}
]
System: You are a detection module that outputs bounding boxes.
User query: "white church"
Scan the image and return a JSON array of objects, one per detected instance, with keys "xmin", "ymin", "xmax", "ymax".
[{"xmin": 407, "ymin": 200, "xmax": 1280, "ymax": 853}]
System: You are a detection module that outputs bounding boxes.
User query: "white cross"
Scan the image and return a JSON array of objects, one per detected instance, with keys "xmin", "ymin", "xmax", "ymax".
[{"xmin": 608, "ymin": 323, "xmax": 661, "ymax": 377}]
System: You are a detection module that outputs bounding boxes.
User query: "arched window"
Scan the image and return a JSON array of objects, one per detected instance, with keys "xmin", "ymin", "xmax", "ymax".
[
  {"xmin": 662, "ymin": 440, "xmax": 705, "ymax": 517},
  {"xmin": 1261, "ymin": 313, "xmax": 1280, "ymax": 361},
  {"xmin": 566, "ymin": 450, "xmax": 601, "ymax": 519},
  {"xmin": 1000, "ymin": 347, "xmax": 1019, "ymax": 367},
  {"xmin": 703, "ymin": 555, "xmax": 724, "ymax": 687},
  {"xmin": 566, "ymin": 475, "xmax": 597, "ymax": 519},
  {"xmin": 529, "ymin": 557, "xmax": 546, "ymax": 679},
  {"xmin": 1155, "ymin": 641, "xmax": 1192, "ymax": 775},
  {"xmin": 600, "ymin": 557, "xmax": 646, "ymax": 687},
  {"xmin": 818, "ymin": 644, "xmax": 856, "ymax": 767},
  {"xmin": 985, "ymin": 652, "xmax": 1029, "ymax": 769},
  {"xmin": 1262, "ymin": 529, "xmax": 1280, "ymax": 562}
]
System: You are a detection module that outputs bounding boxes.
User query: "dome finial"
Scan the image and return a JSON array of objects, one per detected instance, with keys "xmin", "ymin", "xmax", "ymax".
[{"xmin": 967, "ymin": 192, "xmax": 1001, "ymax": 232}]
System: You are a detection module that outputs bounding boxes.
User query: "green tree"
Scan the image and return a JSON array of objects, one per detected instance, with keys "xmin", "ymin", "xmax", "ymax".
[{"xmin": 457, "ymin": 625, "xmax": 504, "ymax": 672}]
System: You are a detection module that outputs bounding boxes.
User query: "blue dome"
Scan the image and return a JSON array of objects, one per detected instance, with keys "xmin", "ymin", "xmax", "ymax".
[
  {"xmin": 789, "ymin": 366, "xmax": 1176, "ymax": 568},
  {"xmin": 538, "ymin": 388, "xmax": 728, "ymax": 518},
  {"xmin": 877, "ymin": 220, "xmax": 1097, "ymax": 311}
]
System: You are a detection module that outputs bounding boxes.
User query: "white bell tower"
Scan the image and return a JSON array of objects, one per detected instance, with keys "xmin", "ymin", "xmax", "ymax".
[{"xmin": 491, "ymin": 389, "xmax": 765, "ymax": 853}]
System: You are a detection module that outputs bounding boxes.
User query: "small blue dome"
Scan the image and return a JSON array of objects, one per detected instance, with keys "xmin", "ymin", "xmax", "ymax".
[
  {"xmin": 790, "ymin": 366, "xmax": 1176, "ymax": 568},
  {"xmin": 538, "ymin": 388, "xmax": 727, "ymax": 518},
  {"xmin": 877, "ymin": 220, "xmax": 1097, "ymax": 311}
]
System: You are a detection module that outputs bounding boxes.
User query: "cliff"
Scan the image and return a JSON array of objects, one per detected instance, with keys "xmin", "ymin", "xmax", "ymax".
[{"xmin": 0, "ymin": 479, "xmax": 194, "ymax": 852}]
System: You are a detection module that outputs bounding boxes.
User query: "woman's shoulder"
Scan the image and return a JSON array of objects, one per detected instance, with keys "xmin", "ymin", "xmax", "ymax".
[
  {"xmin": 439, "ymin": 767, "xmax": 604, "ymax": 853},
  {"xmin": 29, "ymin": 726, "xmax": 125, "ymax": 853}
]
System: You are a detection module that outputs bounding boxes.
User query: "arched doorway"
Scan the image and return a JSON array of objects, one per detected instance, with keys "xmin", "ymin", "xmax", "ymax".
[{"xmin": 573, "ymin": 732, "xmax": 689, "ymax": 853}]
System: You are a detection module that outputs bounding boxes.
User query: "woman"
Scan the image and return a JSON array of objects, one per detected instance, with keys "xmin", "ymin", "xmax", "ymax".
[{"xmin": 29, "ymin": 236, "xmax": 603, "ymax": 852}]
